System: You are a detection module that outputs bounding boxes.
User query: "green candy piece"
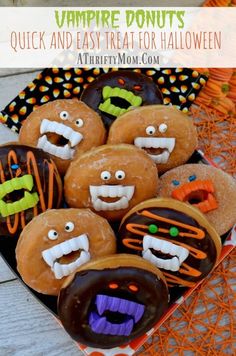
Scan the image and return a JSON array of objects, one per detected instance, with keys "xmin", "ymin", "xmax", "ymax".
[
  {"xmin": 169, "ymin": 226, "xmax": 179, "ymax": 237},
  {"xmin": 148, "ymin": 224, "xmax": 158, "ymax": 234}
]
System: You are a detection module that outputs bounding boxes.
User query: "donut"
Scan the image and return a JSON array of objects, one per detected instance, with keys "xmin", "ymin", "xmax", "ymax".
[
  {"xmin": 107, "ymin": 105, "xmax": 198, "ymax": 174},
  {"xmin": 64, "ymin": 144, "xmax": 159, "ymax": 221},
  {"xmin": 19, "ymin": 99, "xmax": 106, "ymax": 174},
  {"xmin": 118, "ymin": 198, "xmax": 221, "ymax": 288},
  {"xmin": 58, "ymin": 254, "xmax": 169, "ymax": 348},
  {"xmin": 80, "ymin": 70, "xmax": 163, "ymax": 128},
  {"xmin": 16, "ymin": 208, "xmax": 116, "ymax": 295},
  {"xmin": 159, "ymin": 164, "xmax": 236, "ymax": 236},
  {"xmin": 0, "ymin": 144, "xmax": 62, "ymax": 237}
]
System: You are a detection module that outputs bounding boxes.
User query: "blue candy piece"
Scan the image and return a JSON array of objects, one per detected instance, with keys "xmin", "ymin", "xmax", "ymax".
[
  {"xmin": 11, "ymin": 164, "xmax": 19, "ymax": 170},
  {"xmin": 188, "ymin": 175, "xmax": 197, "ymax": 182},
  {"xmin": 172, "ymin": 180, "xmax": 180, "ymax": 186}
]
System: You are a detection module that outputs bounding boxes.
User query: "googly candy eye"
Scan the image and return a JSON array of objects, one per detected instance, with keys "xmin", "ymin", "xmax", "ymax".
[
  {"xmin": 115, "ymin": 170, "xmax": 125, "ymax": 180},
  {"xmin": 75, "ymin": 118, "xmax": 84, "ymax": 128},
  {"xmin": 159, "ymin": 123, "xmax": 168, "ymax": 133},
  {"xmin": 101, "ymin": 171, "xmax": 111, "ymax": 181},
  {"xmin": 48, "ymin": 229, "xmax": 58, "ymax": 240},
  {"xmin": 65, "ymin": 222, "xmax": 74, "ymax": 232},
  {"xmin": 146, "ymin": 126, "xmax": 156, "ymax": 135},
  {"xmin": 60, "ymin": 111, "xmax": 69, "ymax": 120}
]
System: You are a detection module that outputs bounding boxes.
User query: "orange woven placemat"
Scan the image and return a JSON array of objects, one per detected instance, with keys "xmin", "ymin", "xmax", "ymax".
[{"xmin": 138, "ymin": 9, "xmax": 236, "ymax": 351}]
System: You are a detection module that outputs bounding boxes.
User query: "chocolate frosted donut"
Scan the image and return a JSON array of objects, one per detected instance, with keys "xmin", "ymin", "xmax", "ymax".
[
  {"xmin": 159, "ymin": 164, "xmax": 236, "ymax": 235},
  {"xmin": 58, "ymin": 254, "xmax": 169, "ymax": 348},
  {"xmin": 80, "ymin": 70, "xmax": 163, "ymax": 127},
  {"xmin": 0, "ymin": 144, "xmax": 62, "ymax": 237},
  {"xmin": 118, "ymin": 198, "xmax": 222, "ymax": 288},
  {"xmin": 19, "ymin": 99, "xmax": 106, "ymax": 175}
]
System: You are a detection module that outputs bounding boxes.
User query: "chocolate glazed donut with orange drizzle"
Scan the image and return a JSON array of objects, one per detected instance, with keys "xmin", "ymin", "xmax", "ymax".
[
  {"xmin": 118, "ymin": 198, "xmax": 222, "ymax": 288},
  {"xmin": 0, "ymin": 144, "xmax": 62, "ymax": 237}
]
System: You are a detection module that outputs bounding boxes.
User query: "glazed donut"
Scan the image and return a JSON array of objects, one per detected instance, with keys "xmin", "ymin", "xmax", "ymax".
[
  {"xmin": 58, "ymin": 254, "xmax": 169, "ymax": 349},
  {"xmin": 118, "ymin": 198, "xmax": 222, "ymax": 288},
  {"xmin": 19, "ymin": 99, "xmax": 106, "ymax": 174},
  {"xmin": 64, "ymin": 144, "xmax": 159, "ymax": 221},
  {"xmin": 0, "ymin": 144, "xmax": 62, "ymax": 237},
  {"xmin": 80, "ymin": 70, "xmax": 163, "ymax": 127},
  {"xmin": 107, "ymin": 105, "xmax": 198, "ymax": 174},
  {"xmin": 159, "ymin": 164, "xmax": 236, "ymax": 236},
  {"xmin": 16, "ymin": 208, "xmax": 116, "ymax": 295}
]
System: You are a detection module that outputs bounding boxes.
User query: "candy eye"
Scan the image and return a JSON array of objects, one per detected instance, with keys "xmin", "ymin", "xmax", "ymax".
[
  {"xmin": 65, "ymin": 222, "xmax": 74, "ymax": 232},
  {"xmin": 159, "ymin": 123, "xmax": 168, "ymax": 133},
  {"xmin": 48, "ymin": 229, "xmax": 58, "ymax": 240},
  {"xmin": 128, "ymin": 284, "xmax": 139, "ymax": 292},
  {"xmin": 115, "ymin": 170, "xmax": 125, "ymax": 180},
  {"xmin": 146, "ymin": 126, "xmax": 156, "ymax": 135},
  {"xmin": 101, "ymin": 171, "xmax": 111, "ymax": 181},
  {"xmin": 60, "ymin": 111, "xmax": 69, "ymax": 120},
  {"xmin": 169, "ymin": 226, "xmax": 179, "ymax": 237},
  {"xmin": 172, "ymin": 180, "xmax": 180, "ymax": 186},
  {"xmin": 75, "ymin": 118, "xmax": 84, "ymax": 128},
  {"xmin": 188, "ymin": 175, "xmax": 196, "ymax": 182},
  {"xmin": 109, "ymin": 283, "xmax": 118, "ymax": 289},
  {"xmin": 148, "ymin": 224, "xmax": 158, "ymax": 234}
]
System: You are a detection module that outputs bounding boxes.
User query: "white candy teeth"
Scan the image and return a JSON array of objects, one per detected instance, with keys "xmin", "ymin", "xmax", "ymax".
[
  {"xmin": 142, "ymin": 235, "xmax": 189, "ymax": 272},
  {"xmin": 89, "ymin": 185, "xmax": 135, "ymax": 211},
  {"xmin": 149, "ymin": 151, "xmax": 170, "ymax": 164},
  {"xmin": 134, "ymin": 137, "xmax": 176, "ymax": 164},
  {"xmin": 38, "ymin": 119, "xmax": 83, "ymax": 159},
  {"xmin": 42, "ymin": 234, "xmax": 90, "ymax": 279}
]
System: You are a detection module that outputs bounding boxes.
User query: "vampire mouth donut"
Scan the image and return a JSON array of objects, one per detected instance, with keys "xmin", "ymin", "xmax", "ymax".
[
  {"xmin": 159, "ymin": 164, "xmax": 236, "ymax": 236},
  {"xmin": 80, "ymin": 70, "xmax": 163, "ymax": 128},
  {"xmin": 19, "ymin": 99, "xmax": 106, "ymax": 175},
  {"xmin": 16, "ymin": 208, "xmax": 116, "ymax": 295},
  {"xmin": 64, "ymin": 144, "xmax": 159, "ymax": 221},
  {"xmin": 118, "ymin": 198, "xmax": 221, "ymax": 288},
  {"xmin": 107, "ymin": 105, "xmax": 198, "ymax": 174},
  {"xmin": 58, "ymin": 254, "xmax": 169, "ymax": 349},
  {"xmin": 0, "ymin": 144, "xmax": 62, "ymax": 237}
]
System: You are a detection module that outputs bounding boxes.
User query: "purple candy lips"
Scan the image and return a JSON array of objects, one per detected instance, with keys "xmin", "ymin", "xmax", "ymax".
[{"xmin": 89, "ymin": 294, "xmax": 145, "ymax": 336}]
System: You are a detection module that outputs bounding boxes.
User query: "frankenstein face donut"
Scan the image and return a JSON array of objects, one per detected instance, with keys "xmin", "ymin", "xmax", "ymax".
[
  {"xmin": 118, "ymin": 198, "xmax": 221, "ymax": 288},
  {"xmin": 0, "ymin": 144, "xmax": 62, "ymax": 237},
  {"xmin": 80, "ymin": 70, "xmax": 163, "ymax": 127},
  {"xmin": 107, "ymin": 105, "xmax": 198, "ymax": 174},
  {"xmin": 58, "ymin": 254, "xmax": 169, "ymax": 349},
  {"xmin": 159, "ymin": 164, "xmax": 236, "ymax": 236},
  {"xmin": 19, "ymin": 99, "xmax": 106, "ymax": 174},
  {"xmin": 64, "ymin": 144, "xmax": 159, "ymax": 221},
  {"xmin": 16, "ymin": 209, "xmax": 116, "ymax": 295}
]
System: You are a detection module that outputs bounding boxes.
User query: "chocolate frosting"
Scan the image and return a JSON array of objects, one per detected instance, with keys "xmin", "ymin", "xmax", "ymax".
[
  {"xmin": 58, "ymin": 266, "xmax": 168, "ymax": 348},
  {"xmin": 118, "ymin": 208, "xmax": 218, "ymax": 287},
  {"xmin": 81, "ymin": 70, "xmax": 163, "ymax": 127},
  {"xmin": 0, "ymin": 144, "xmax": 62, "ymax": 237}
]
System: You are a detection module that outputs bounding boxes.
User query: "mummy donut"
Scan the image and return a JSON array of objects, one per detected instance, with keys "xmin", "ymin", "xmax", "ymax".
[
  {"xmin": 58, "ymin": 254, "xmax": 169, "ymax": 348},
  {"xmin": 19, "ymin": 99, "xmax": 106, "ymax": 174},
  {"xmin": 0, "ymin": 144, "xmax": 62, "ymax": 237},
  {"xmin": 118, "ymin": 198, "xmax": 221, "ymax": 288},
  {"xmin": 16, "ymin": 209, "xmax": 116, "ymax": 295},
  {"xmin": 159, "ymin": 164, "xmax": 236, "ymax": 236},
  {"xmin": 64, "ymin": 144, "xmax": 159, "ymax": 221},
  {"xmin": 81, "ymin": 70, "xmax": 163, "ymax": 127},
  {"xmin": 107, "ymin": 105, "xmax": 198, "ymax": 174}
]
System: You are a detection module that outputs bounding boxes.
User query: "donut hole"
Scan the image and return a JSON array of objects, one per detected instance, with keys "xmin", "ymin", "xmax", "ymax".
[
  {"xmin": 98, "ymin": 196, "xmax": 122, "ymax": 203},
  {"xmin": 58, "ymin": 250, "xmax": 82, "ymax": 264},
  {"xmin": 110, "ymin": 97, "xmax": 131, "ymax": 110},
  {"xmin": 3, "ymin": 189, "xmax": 26, "ymax": 203},
  {"xmin": 144, "ymin": 147, "xmax": 167, "ymax": 155},
  {"xmin": 185, "ymin": 190, "xmax": 209, "ymax": 205},
  {"xmin": 46, "ymin": 132, "xmax": 70, "ymax": 147},
  {"xmin": 150, "ymin": 248, "xmax": 177, "ymax": 260}
]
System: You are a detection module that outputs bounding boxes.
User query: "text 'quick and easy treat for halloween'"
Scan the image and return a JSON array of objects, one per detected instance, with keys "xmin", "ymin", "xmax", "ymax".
[
  {"xmin": 58, "ymin": 254, "xmax": 169, "ymax": 349},
  {"xmin": 64, "ymin": 144, "xmax": 159, "ymax": 221},
  {"xmin": 0, "ymin": 144, "xmax": 62, "ymax": 237},
  {"xmin": 107, "ymin": 105, "xmax": 198, "ymax": 174},
  {"xmin": 19, "ymin": 99, "xmax": 106, "ymax": 174},
  {"xmin": 159, "ymin": 164, "xmax": 236, "ymax": 236},
  {"xmin": 118, "ymin": 198, "xmax": 221, "ymax": 288},
  {"xmin": 16, "ymin": 209, "xmax": 116, "ymax": 295},
  {"xmin": 80, "ymin": 70, "xmax": 163, "ymax": 127}
]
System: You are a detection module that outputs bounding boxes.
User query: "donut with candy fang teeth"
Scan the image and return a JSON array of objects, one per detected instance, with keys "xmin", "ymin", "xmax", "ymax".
[
  {"xmin": 118, "ymin": 198, "xmax": 222, "ymax": 288},
  {"xmin": 19, "ymin": 99, "xmax": 106, "ymax": 174},
  {"xmin": 16, "ymin": 208, "xmax": 116, "ymax": 295}
]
